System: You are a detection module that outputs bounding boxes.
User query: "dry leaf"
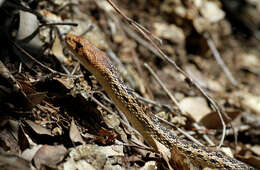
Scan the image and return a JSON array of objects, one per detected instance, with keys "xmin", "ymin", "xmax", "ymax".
[
  {"xmin": 33, "ymin": 145, "xmax": 67, "ymax": 169},
  {"xmin": 171, "ymin": 146, "xmax": 199, "ymax": 170},
  {"xmin": 0, "ymin": 120, "xmax": 20, "ymax": 153},
  {"xmin": 21, "ymin": 145, "xmax": 42, "ymax": 161},
  {"xmin": 25, "ymin": 120, "xmax": 53, "ymax": 136},
  {"xmin": 51, "ymin": 33, "xmax": 68, "ymax": 64},
  {"xmin": 27, "ymin": 92, "xmax": 46, "ymax": 106},
  {"xmin": 236, "ymin": 152, "xmax": 260, "ymax": 169},
  {"xmin": 0, "ymin": 152, "xmax": 31, "ymax": 170},
  {"xmin": 200, "ymin": 110, "xmax": 240, "ymax": 129},
  {"xmin": 18, "ymin": 125, "xmax": 30, "ymax": 151},
  {"xmin": 251, "ymin": 145, "xmax": 260, "ymax": 156},
  {"xmin": 179, "ymin": 97, "xmax": 211, "ymax": 122},
  {"xmin": 96, "ymin": 128, "xmax": 117, "ymax": 145},
  {"xmin": 69, "ymin": 119, "xmax": 85, "ymax": 144}
]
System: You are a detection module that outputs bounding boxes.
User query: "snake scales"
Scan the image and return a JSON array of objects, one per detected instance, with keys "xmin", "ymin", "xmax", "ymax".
[{"xmin": 65, "ymin": 34, "xmax": 254, "ymax": 170}]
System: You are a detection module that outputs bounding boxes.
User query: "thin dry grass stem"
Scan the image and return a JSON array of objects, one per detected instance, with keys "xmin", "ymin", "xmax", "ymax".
[
  {"xmin": 80, "ymin": 25, "xmax": 95, "ymax": 37},
  {"xmin": 12, "ymin": 41, "xmax": 57, "ymax": 74},
  {"xmin": 71, "ymin": 62, "xmax": 80, "ymax": 75},
  {"xmin": 90, "ymin": 93, "xmax": 141, "ymax": 137},
  {"xmin": 91, "ymin": 91, "xmax": 130, "ymax": 125},
  {"xmin": 56, "ymin": 2, "xmax": 79, "ymax": 12},
  {"xmin": 18, "ymin": 62, "xmax": 22, "ymax": 73},
  {"xmin": 144, "ymin": 63, "xmax": 184, "ymax": 115},
  {"xmin": 122, "ymin": 25, "xmax": 163, "ymax": 59},
  {"xmin": 154, "ymin": 115, "xmax": 203, "ymax": 146},
  {"xmin": 13, "ymin": 40, "xmax": 82, "ymax": 78},
  {"xmin": 140, "ymin": 64, "xmax": 205, "ymax": 146},
  {"xmin": 204, "ymin": 33, "xmax": 238, "ymax": 87},
  {"xmin": 204, "ymin": 32, "xmax": 239, "ymax": 148},
  {"xmin": 106, "ymin": 0, "xmax": 227, "ymax": 149},
  {"xmin": 106, "ymin": 0, "xmax": 162, "ymax": 43},
  {"xmin": 192, "ymin": 123, "xmax": 215, "ymax": 146},
  {"xmin": 40, "ymin": 22, "xmax": 78, "ymax": 27},
  {"xmin": 135, "ymin": 95, "xmax": 174, "ymax": 113},
  {"xmin": 121, "ymin": 143, "xmax": 155, "ymax": 152},
  {"xmin": 119, "ymin": 120, "xmax": 142, "ymax": 138},
  {"xmin": 61, "ymin": 64, "xmax": 71, "ymax": 75},
  {"xmin": 118, "ymin": 111, "xmax": 130, "ymax": 126}
]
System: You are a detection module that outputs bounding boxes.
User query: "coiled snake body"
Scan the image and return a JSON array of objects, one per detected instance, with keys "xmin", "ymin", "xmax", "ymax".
[{"xmin": 65, "ymin": 34, "xmax": 254, "ymax": 170}]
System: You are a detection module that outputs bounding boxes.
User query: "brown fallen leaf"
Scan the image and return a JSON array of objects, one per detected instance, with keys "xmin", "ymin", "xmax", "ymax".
[
  {"xmin": 27, "ymin": 92, "xmax": 46, "ymax": 106},
  {"xmin": 251, "ymin": 145, "xmax": 260, "ymax": 156},
  {"xmin": 18, "ymin": 125, "xmax": 30, "ymax": 151},
  {"xmin": 200, "ymin": 110, "xmax": 241, "ymax": 129},
  {"xmin": 69, "ymin": 118, "xmax": 85, "ymax": 144},
  {"xmin": 171, "ymin": 146, "xmax": 199, "ymax": 170},
  {"xmin": 51, "ymin": 32, "xmax": 69, "ymax": 64},
  {"xmin": 0, "ymin": 120, "xmax": 20, "ymax": 153},
  {"xmin": 0, "ymin": 152, "xmax": 31, "ymax": 170},
  {"xmin": 236, "ymin": 153, "xmax": 260, "ymax": 169},
  {"xmin": 24, "ymin": 120, "xmax": 53, "ymax": 136},
  {"xmin": 179, "ymin": 97, "xmax": 211, "ymax": 122},
  {"xmin": 21, "ymin": 145, "xmax": 42, "ymax": 161},
  {"xmin": 33, "ymin": 145, "xmax": 67, "ymax": 169},
  {"xmin": 96, "ymin": 128, "xmax": 117, "ymax": 145}
]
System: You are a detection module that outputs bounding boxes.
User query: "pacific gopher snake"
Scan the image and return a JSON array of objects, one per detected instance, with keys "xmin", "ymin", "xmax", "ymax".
[{"xmin": 65, "ymin": 34, "xmax": 254, "ymax": 170}]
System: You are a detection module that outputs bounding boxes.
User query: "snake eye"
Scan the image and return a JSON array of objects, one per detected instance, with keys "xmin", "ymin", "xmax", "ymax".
[
  {"xmin": 75, "ymin": 41, "xmax": 83, "ymax": 53},
  {"xmin": 76, "ymin": 41, "xmax": 83, "ymax": 49}
]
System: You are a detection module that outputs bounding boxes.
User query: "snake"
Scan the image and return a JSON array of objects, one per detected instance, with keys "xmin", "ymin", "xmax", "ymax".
[{"xmin": 65, "ymin": 34, "xmax": 255, "ymax": 170}]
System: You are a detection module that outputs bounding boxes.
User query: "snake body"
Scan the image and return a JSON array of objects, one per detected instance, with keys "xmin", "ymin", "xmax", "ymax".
[{"xmin": 65, "ymin": 34, "xmax": 254, "ymax": 170}]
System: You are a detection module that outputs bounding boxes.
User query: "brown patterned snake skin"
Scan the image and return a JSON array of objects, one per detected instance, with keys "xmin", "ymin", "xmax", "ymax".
[{"xmin": 65, "ymin": 34, "xmax": 254, "ymax": 170}]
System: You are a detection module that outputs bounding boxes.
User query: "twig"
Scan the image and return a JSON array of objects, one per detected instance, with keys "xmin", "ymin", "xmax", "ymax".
[
  {"xmin": 135, "ymin": 94, "xmax": 174, "ymax": 113},
  {"xmin": 106, "ymin": 0, "xmax": 161, "ymax": 43},
  {"xmin": 204, "ymin": 32, "xmax": 238, "ymax": 86},
  {"xmin": 121, "ymin": 143, "xmax": 155, "ymax": 152},
  {"xmin": 90, "ymin": 94, "xmax": 118, "ymax": 116},
  {"xmin": 12, "ymin": 40, "xmax": 81, "ymax": 78},
  {"xmin": 80, "ymin": 24, "xmax": 95, "ymax": 37},
  {"xmin": 12, "ymin": 41, "xmax": 58, "ymax": 74},
  {"xmin": 90, "ymin": 94, "xmax": 141, "ymax": 137},
  {"xmin": 154, "ymin": 115, "xmax": 203, "ymax": 146},
  {"xmin": 192, "ymin": 123, "xmax": 215, "ymax": 146},
  {"xmin": 122, "ymin": 24, "xmax": 163, "ymax": 59},
  {"xmin": 56, "ymin": 2, "xmax": 79, "ymax": 12},
  {"xmin": 144, "ymin": 63, "xmax": 184, "ymax": 115},
  {"xmin": 71, "ymin": 62, "xmax": 81, "ymax": 75},
  {"xmin": 40, "ymin": 22, "xmax": 78, "ymax": 27},
  {"xmin": 92, "ymin": 91, "xmax": 130, "ymax": 125}
]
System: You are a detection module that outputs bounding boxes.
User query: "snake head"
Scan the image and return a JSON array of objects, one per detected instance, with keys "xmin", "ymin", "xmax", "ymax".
[
  {"xmin": 65, "ymin": 34, "xmax": 92, "ymax": 63},
  {"xmin": 65, "ymin": 34, "xmax": 114, "ymax": 76}
]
